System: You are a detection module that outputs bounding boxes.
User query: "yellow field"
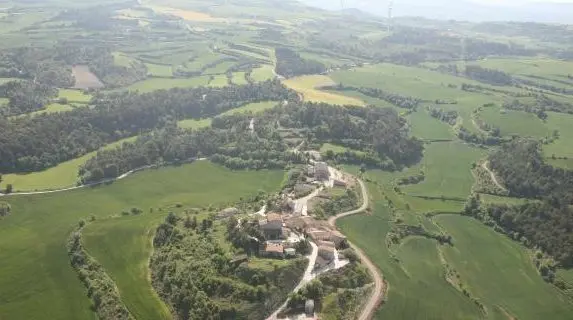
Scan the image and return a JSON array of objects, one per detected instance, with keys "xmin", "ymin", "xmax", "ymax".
[
  {"xmin": 147, "ymin": 5, "xmax": 225, "ymax": 22},
  {"xmin": 283, "ymin": 75, "xmax": 365, "ymax": 106}
]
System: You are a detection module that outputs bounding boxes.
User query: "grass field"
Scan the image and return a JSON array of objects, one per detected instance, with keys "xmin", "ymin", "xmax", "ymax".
[
  {"xmin": 113, "ymin": 52, "xmax": 136, "ymax": 67},
  {"xmin": 337, "ymin": 183, "xmax": 483, "ymax": 320},
  {"xmin": 208, "ymin": 74, "xmax": 229, "ymax": 87},
  {"xmin": 479, "ymin": 105, "xmax": 550, "ymax": 138},
  {"xmin": 1, "ymin": 137, "xmax": 136, "ymax": 191},
  {"xmin": 177, "ymin": 101, "xmax": 278, "ymax": 129},
  {"xmin": 126, "ymin": 76, "xmax": 210, "ymax": 92},
  {"xmin": 83, "ymin": 214, "xmax": 172, "ymax": 320},
  {"xmin": 436, "ymin": 214, "xmax": 573, "ymax": 320},
  {"xmin": 251, "ymin": 64, "xmax": 275, "ymax": 82},
  {"xmin": 58, "ymin": 89, "xmax": 91, "ymax": 103},
  {"xmin": 403, "ymin": 142, "xmax": 485, "ymax": 200},
  {"xmin": 329, "ymin": 63, "xmax": 513, "ymax": 134},
  {"xmin": 283, "ymin": 75, "xmax": 365, "ymax": 106},
  {"xmin": 544, "ymin": 112, "xmax": 573, "ymax": 159},
  {"xmin": 0, "ymin": 161, "xmax": 284, "ymax": 320},
  {"xmin": 26, "ymin": 103, "xmax": 75, "ymax": 116},
  {"xmin": 177, "ymin": 118, "xmax": 212, "ymax": 130},
  {"xmin": 232, "ymin": 71, "xmax": 248, "ymax": 85},
  {"xmin": 407, "ymin": 109, "xmax": 454, "ymax": 141},
  {"xmin": 471, "ymin": 58, "xmax": 573, "ymax": 81},
  {"xmin": 145, "ymin": 63, "xmax": 173, "ymax": 77}
]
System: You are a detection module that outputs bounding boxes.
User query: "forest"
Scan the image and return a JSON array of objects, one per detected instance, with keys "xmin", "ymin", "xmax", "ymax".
[
  {"xmin": 80, "ymin": 102, "xmax": 424, "ymax": 183},
  {"xmin": 275, "ymin": 47, "xmax": 326, "ymax": 78},
  {"xmin": 0, "ymin": 81, "xmax": 295, "ymax": 173}
]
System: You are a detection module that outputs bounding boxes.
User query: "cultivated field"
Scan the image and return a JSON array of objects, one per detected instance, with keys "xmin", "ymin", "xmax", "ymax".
[
  {"xmin": 0, "ymin": 161, "xmax": 284, "ymax": 320},
  {"xmin": 125, "ymin": 76, "xmax": 210, "ymax": 92},
  {"xmin": 436, "ymin": 214, "xmax": 573, "ymax": 320},
  {"xmin": 403, "ymin": 142, "xmax": 485, "ymax": 200},
  {"xmin": 284, "ymin": 75, "xmax": 365, "ymax": 106},
  {"xmin": 72, "ymin": 65, "xmax": 105, "ymax": 89}
]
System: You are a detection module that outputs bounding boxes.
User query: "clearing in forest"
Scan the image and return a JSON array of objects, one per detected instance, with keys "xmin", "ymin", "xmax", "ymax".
[
  {"xmin": 283, "ymin": 75, "xmax": 365, "ymax": 106},
  {"xmin": 72, "ymin": 65, "xmax": 104, "ymax": 89}
]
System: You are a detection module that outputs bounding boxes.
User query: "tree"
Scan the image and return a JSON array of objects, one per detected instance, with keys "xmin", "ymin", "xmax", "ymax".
[{"xmin": 5, "ymin": 184, "xmax": 13, "ymax": 194}]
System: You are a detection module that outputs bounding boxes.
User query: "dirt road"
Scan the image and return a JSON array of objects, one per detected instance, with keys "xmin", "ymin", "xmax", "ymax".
[
  {"xmin": 482, "ymin": 161, "xmax": 507, "ymax": 192},
  {"xmin": 328, "ymin": 178, "xmax": 385, "ymax": 320}
]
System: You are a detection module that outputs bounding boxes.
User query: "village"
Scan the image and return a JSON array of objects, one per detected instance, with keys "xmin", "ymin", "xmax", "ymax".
[{"xmin": 220, "ymin": 159, "xmax": 361, "ymax": 319}]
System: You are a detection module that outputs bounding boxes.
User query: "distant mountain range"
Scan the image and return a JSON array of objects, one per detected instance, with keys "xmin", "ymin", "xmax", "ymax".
[{"xmin": 298, "ymin": 0, "xmax": 573, "ymax": 24}]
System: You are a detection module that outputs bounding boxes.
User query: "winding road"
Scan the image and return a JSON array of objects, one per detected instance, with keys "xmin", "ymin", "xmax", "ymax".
[{"xmin": 328, "ymin": 178, "xmax": 385, "ymax": 320}]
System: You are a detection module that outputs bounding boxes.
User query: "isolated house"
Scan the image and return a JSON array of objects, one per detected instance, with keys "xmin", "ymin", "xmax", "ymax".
[{"xmin": 259, "ymin": 213, "xmax": 283, "ymax": 240}]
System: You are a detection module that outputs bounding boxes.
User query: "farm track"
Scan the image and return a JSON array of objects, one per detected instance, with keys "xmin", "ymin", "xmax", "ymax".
[
  {"xmin": 328, "ymin": 178, "xmax": 385, "ymax": 320},
  {"xmin": 0, "ymin": 159, "xmax": 207, "ymax": 197},
  {"xmin": 482, "ymin": 161, "xmax": 507, "ymax": 192}
]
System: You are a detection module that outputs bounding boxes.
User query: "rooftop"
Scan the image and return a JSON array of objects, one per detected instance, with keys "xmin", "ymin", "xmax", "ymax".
[{"xmin": 264, "ymin": 242, "xmax": 284, "ymax": 254}]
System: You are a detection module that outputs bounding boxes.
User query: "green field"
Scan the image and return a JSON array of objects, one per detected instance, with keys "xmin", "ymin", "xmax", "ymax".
[
  {"xmin": 1, "ymin": 137, "xmax": 136, "ymax": 191},
  {"xmin": 208, "ymin": 74, "xmax": 229, "ymax": 87},
  {"xmin": 145, "ymin": 63, "xmax": 173, "ymax": 77},
  {"xmin": 544, "ymin": 112, "xmax": 573, "ymax": 159},
  {"xmin": 471, "ymin": 58, "xmax": 573, "ymax": 82},
  {"xmin": 27, "ymin": 102, "xmax": 75, "ymax": 116},
  {"xmin": 403, "ymin": 142, "xmax": 485, "ymax": 200},
  {"xmin": 407, "ymin": 109, "xmax": 454, "ymax": 141},
  {"xmin": 251, "ymin": 64, "xmax": 275, "ymax": 82},
  {"xmin": 436, "ymin": 214, "xmax": 573, "ymax": 320},
  {"xmin": 83, "ymin": 214, "xmax": 172, "ymax": 320},
  {"xmin": 479, "ymin": 105, "xmax": 550, "ymax": 138},
  {"xmin": 337, "ymin": 183, "xmax": 483, "ymax": 320},
  {"xmin": 232, "ymin": 71, "xmax": 248, "ymax": 85},
  {"xmin": 58, "ymin": 89, "xmax": 92, "ymax": 103},
  {"xmin": 125, "ymin": 76, "xmax": 210, "ymax": 92},
  {"xmin": 0, "ymin": 161, "xmax": 284, "ymax": 320},
  {"xmin": 113, "ymin": 52, "xmax": 136, "ymax": 67},
  {"xmin": 177, "ymin": 118, "xmax": 213, "ymax": 129}
]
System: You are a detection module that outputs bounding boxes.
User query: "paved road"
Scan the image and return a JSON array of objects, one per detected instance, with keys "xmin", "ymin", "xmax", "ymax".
[
  {"xmin": 328, "ymin": 178, "xmax": 385, "ymax": 320},
  {"xmin": 266, "ymin": 241, "xmax": 318, "ymax": 320}
]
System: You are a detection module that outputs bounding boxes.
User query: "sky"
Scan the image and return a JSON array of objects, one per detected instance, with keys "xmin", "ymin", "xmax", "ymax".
[{"xmin": 470, "ymin": 0, "xmax": 573, "ymax": 4}]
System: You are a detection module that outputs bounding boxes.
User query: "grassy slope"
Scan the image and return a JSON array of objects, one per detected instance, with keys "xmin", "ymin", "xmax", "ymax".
[
  {"xmin": 479, "ymin": 105, "xmax": 550, "ymax": 138},
  {"xmin": 1, "ymin": 137, "xmax": 136, "ymax": 191},
  {"xmin": 337, "ymin": 183, "xmax": 483, "ymax": 320},
  {"xmin": 126, "ymin": 76, "xmax": 210, "ymax": 92},
  {"xmin": 0, "ymin": 161, "xmax": 284, "ymax": 320},
  {"xmin": 544, "ymin": 111, "xmax": 573, "ymax": 159},
  {"xmin": 436, "ymin": 215, "xmax": 573, "ymax": 320},
  {"xmin": 407, "ymin": 109, "xmax": 454, "ymax": 141},
  {"xmin": 83, "ymin": 214, "xmax": 172, "ymax": 320},
  {"xmin": 251, "ymin": 64, "xmax": 275, "ymax": 82},
  {"xmin": 330, "ymin": 64, "xmax": 511, "ymax": 134},
  {"xmin": 403, "ymin": 142, "xmax": 485, "ymax": 200}
]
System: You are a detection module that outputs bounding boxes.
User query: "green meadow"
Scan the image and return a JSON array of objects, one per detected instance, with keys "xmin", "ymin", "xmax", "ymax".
[
  {"xmin": 0, "ymin": 161, "xmax": 284, "ymax": 320},
  {"xmin": 407, "ymin": 109, "xmax": 454, "ymax": 141},
  {"xmin": 337, "ymin": 182, "xmax": 483, "ymax": 320},
  {"xmin": 1, "ymin": 137, "xmax": 136, "ymax": 192},
  {"xmin": 479, "ymin": 105, "xmax": 551, "ymax": 138},
  {"xmin": 126, "ymin": 76, "xmax": 210, "ymax": 92},
  {"xmin": 436, "ymin": 214, "xmax": 573, "ymax": 320},
  {"xmin": 251, "ymin": 64, "xmax": 275, "ymax": 82},
  {"xmin": 403, "ymin": 142, "xmax": 485, "ymax": 200},
  {"xmin": 544, "ymin": 112, "xmax": 573, "ymax": 159}
]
